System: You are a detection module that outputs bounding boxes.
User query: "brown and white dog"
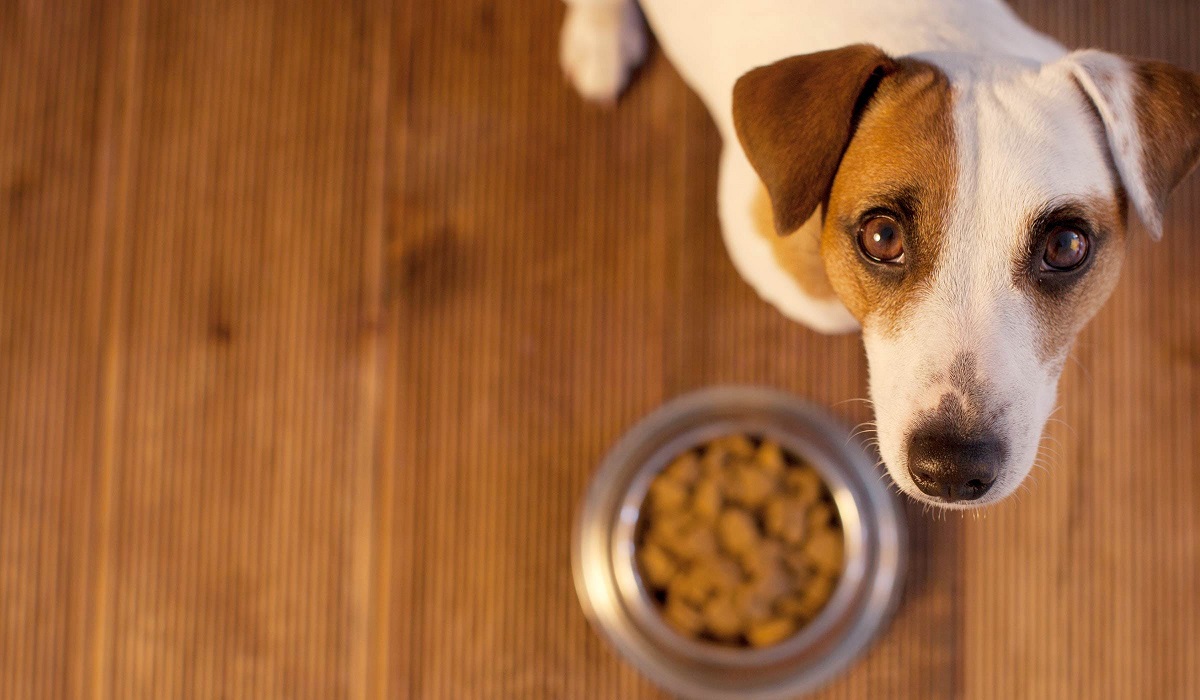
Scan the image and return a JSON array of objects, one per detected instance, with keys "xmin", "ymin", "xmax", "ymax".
[{"xmin": 560, "ymin": 0, "xmax": 1200, "ymax": 508}]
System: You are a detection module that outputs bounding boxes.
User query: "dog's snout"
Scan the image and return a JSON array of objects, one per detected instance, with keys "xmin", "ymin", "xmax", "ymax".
[{"xmin": 906, "ymin": 429, "xmax": 1005, "ymax": 502}]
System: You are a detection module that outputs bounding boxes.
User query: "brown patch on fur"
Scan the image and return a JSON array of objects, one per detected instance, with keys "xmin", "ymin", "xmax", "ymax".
[
  {"xmin": 1132, "ymin": 61, "xmax": 1200, "ymax": 213},
  {"xmin": 733, "ymin": 44, "xmax": 898, "ymax": 234},
  {"xmin": 819, "ymin": 58, "xmax": 957, "ymax": 334},
  {"xmin": 1017, "ymin": 194, "xmax": 1127, "ymax": 365},
  {"xmin": 750, "ymin": 187, "xmax": 837, "ymax": 300}
]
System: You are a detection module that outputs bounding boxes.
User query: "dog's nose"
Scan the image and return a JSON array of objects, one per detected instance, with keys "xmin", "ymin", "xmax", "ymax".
[{"xmin": 906, "ymin": 430, "xmax": 1004, "ymax": 502}]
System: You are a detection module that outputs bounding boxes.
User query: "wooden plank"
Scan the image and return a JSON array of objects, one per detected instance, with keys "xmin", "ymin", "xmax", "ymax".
[
  {"xmin": 387, "ymin": 0, "xmax": 678, "ymax": 695},
  {"xmin": 0, "ymin": 2, "xmax": 114, "ymax": 698},
  {"xmin": 93, "ymin": 0, "xmax": 386, "ymax": 696}
]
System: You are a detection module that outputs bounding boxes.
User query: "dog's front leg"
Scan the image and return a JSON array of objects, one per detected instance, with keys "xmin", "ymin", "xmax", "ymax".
[{"xmin": 560, "ymin": 0, "xmax": 648, "ymax": 103}]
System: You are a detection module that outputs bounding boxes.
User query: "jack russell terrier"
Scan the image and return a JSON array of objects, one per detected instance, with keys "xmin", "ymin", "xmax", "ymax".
[{"xmin": 560, "ymin": 0, "xmax": 1200, "ymax": 508}]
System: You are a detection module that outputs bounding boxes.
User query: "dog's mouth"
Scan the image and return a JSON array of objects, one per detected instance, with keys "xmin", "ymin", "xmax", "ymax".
[
  {"xmin": 861, "ymin": 325, "xmax": 1062, "ymax": 509},
  {"xmin": 866, "ymin": 359, "xmax": 1055, "ymax": 510}
]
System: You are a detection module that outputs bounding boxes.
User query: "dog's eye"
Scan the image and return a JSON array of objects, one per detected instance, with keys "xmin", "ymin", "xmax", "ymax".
[
  {"xmin": 1042, "ymin": 227, "xmax": 1089, "ymax": 271},
  {"xmin": 858, "ymin": 215, "xmax": 904, "ymax": 263}
]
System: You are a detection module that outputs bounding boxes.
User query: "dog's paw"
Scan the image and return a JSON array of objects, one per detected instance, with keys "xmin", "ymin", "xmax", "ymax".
[{"xmin": 560, "ymin": 3, "xmax": 647, "ymax": 104}]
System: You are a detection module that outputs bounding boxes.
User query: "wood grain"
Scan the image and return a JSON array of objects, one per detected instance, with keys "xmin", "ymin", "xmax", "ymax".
[
  {"xmin": 1, "ymin": 2, "xmax": 111, "ymax": 698},
  {"xmin": 0, "ymin": 0, "xmax": 1197, "ymax": 698},
  {"xmin": 62, "ymin": 0, "xmax": 388, "ymax": 697}
]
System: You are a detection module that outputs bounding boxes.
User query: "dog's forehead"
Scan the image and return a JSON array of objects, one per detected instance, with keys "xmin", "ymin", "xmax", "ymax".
[
  {"xmin": 823, "ymin": 55, "xmax": 1125, "ymax": 342},
  {"xmin": 933, "ymin": 60, "xmax": 1126, "ymax": 334},
  {"xmin": 945, "ymin": 60, "xmax": 1119, "ymax": 238},
  {"xmin": 902, "ymin": 60, "xmax": 1127, "ymax": 364}
]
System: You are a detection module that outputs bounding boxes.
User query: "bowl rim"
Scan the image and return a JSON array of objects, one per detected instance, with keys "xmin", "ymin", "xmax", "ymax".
[{"xmin": 572, "ymin": 385, "xmax": 908, "ymax": 700}]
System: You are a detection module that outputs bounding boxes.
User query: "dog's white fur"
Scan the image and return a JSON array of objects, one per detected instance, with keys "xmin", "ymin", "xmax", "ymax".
[{"xmin": 561, "ymin": 0, "xmax": 1163, "ymax": 507}]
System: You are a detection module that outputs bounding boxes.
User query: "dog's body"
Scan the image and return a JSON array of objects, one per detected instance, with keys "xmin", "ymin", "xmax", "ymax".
[
  {"xmin": 636, "ymin": 0, "xmax": 1063, "ymax": 334},
  {"xmin": 562, "ymin": 0, "xmax": 1200, "ymax": 507},
  {"xmin": 565, "ymin": 0, "xmax": 1066, "ymax": 336}
]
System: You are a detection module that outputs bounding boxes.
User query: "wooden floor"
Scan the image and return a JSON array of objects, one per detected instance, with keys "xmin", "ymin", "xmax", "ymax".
[{"xmin": 2, "ymin": 0, "xmax": 1199, "ymax": 697}]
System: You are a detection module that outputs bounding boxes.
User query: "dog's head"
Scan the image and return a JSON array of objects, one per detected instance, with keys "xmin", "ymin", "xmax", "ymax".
[{"xmin": 733, "ymin": 45, "xmax": 1200, "ymax": 508}]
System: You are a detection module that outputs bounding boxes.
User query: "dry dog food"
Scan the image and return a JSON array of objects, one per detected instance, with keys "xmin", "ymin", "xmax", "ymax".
[{"xmin": 635, "ymin": 435, "xmax": 844, "ymax": 648}]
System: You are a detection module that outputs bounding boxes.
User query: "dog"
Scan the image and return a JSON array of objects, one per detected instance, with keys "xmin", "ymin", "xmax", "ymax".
[{"xmin": 560, "ymin": 0, "xmax": 1200, "ymax": 508}]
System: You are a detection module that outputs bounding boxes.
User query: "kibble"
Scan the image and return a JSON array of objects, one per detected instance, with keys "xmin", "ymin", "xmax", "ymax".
[
  {"xmin": 703, "ymin": 594, "xmax": 744, "ymax": 641},
  {"xmin": 755, "ymin": 440, "xmax": 786, "ymax": 478},
  {"xmin": 635, "ymin": 435, "xmax": 845, "ymax": 648},
  {"xmin": 674, "ymin": 523, "xmax": 719, "ymax": 562},
  {"xmin": 648, "ymin": 477, "xmax": 688, "ymax": 515},
  {"xmin": 783, "ymin": 467, "xmax": 822, "ymax": 505},
  {"xmin": 664, "ymin": 596, "xmax": 705, "ymax": 635},
  {"xmin": 746, "ymin": 616, "xmax": 798, "ymax": 648},
  {"xmin": 663, "ymin": 452, "xmax": 700, "ymax": 486},
  {"xmin": 798, "ymin": 575, "xmax": 836, "ymax": 618},
  {"xmin": 717, "ymin": 508, "xmax": 760, "ymax": 555},
  {"xmin": 764, "ymin": 496, "xmax": 808, "ymax": 545},
  {"xmin": 691, "ymin": 477, "xmax": 723, "ymax": 522},
  {"xmin": 637, "ymin": 542, "xmax": 677, "ymax": 588},
  {"xmin": 728, "ymin": 464, "xmax": 776, "ymax": 508},
  {"xmin": 804, "ymin": 528, "xmax": 845, "ymax": 575}
]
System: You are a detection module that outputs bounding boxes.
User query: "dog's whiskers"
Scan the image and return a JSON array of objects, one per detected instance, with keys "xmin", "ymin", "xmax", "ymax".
[
  {"xmin": 1036, "ymin": 445, "xmax": 1063, "ymax": 460},
  {"xmin": 1046, "ymin": 405, "xmax": 1079, "ymax": 440},
  {"xmin": 1066, "ymin": 351, "xmax": 1093, "ymax": 384},
  {"xmin": 1039, "ymin": 432, "xmax": 1067, "ymax": 449},
  {"xmin": 1037, "ymin": 437, "xmax": 1063, "ymax": 451},
  {"xmin": 846, "ymin": 421, "xmax": 878, "ymax": 447},
  {"xmin": 1046, "ymin": 418, "xmax": 1078, "ymax": 440},
  {"xmin": 833, "ymin": 397, "xmax": 876, "ymax": 410}
]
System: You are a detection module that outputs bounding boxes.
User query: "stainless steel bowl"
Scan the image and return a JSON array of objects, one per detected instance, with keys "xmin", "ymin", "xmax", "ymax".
[{"xmin": 572, "ymin": 386, "xmax": 907, "ymax": 699}]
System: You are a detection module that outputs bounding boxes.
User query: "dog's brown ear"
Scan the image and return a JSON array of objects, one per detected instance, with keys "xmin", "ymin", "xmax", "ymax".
[
  {"xmin": 733, "ymin": 44, "xmax": 898, "ymax": 235},
  {"xmin": 1070, "ymin": 50, "xmax": 1200, "ymax": 239}
]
